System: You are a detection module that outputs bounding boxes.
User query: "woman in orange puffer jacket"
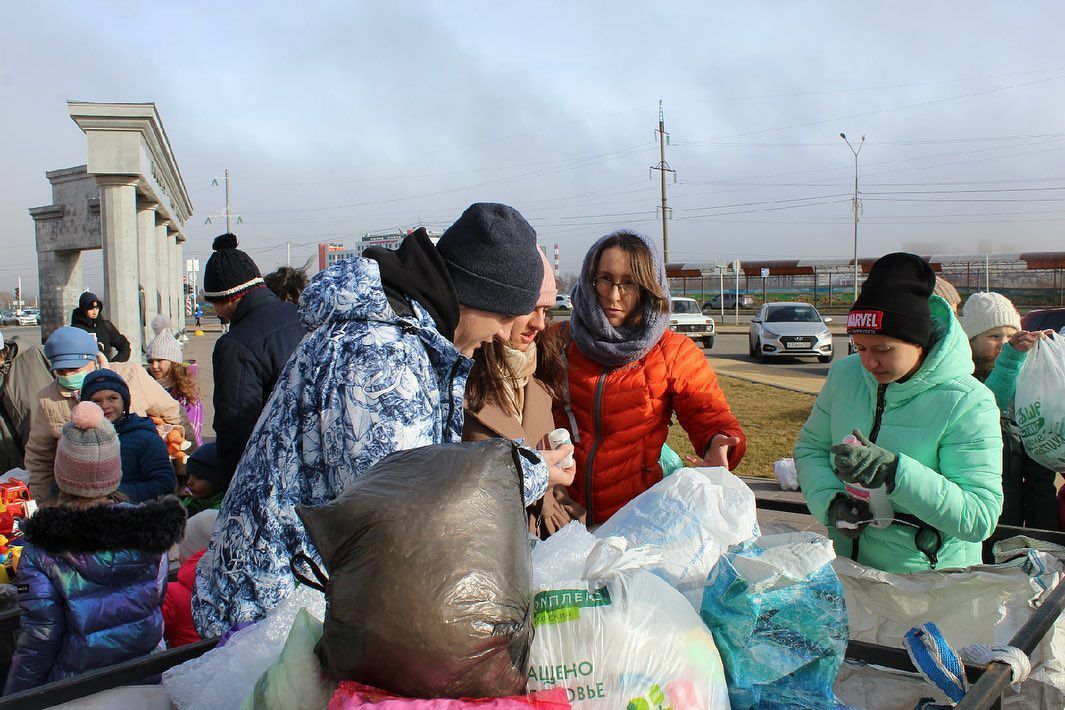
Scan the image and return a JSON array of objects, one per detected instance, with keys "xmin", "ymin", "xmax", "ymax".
[{"xmin": 555, "ymin": 230, "xmax": 746, "ymax": 525}]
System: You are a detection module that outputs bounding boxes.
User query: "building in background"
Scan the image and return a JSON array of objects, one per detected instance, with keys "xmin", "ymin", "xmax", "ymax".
[{"xmin": 317, "ymin": 229, "xmax": 439, "ymax": 271}]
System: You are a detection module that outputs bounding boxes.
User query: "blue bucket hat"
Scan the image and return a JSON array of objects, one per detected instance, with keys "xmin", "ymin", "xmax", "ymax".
[{"xmin": 43, "ymin": 327, "xmax": 99, "ymax": 371}]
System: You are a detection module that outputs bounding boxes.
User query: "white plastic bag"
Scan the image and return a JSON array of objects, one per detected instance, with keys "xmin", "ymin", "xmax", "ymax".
[
  {"xmin": 1015, "ymin": 334, "xmax": 1065, "ymax": 470},
  {"xmin": 528, "ymin": 536, "xmax": 730, "ymax": 708},
  {"xmin": 164, "ymin": 585, "xmax": 326, "ymax": 710},
  {"xmin": 594, "ymin": 467, "xmax": 758, "ymax": 606},
  {"xmin": 773, "ymin": 458, "xmax": 799, "ymax": 491}
]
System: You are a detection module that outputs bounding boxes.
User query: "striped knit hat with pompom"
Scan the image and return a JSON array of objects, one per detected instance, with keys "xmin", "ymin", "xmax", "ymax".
[
  {"xmin": 55, "ymin": 401, "xmax": 123, "ymax": 498},
  {"xmin": 203, "ymin": 233, "xmax": 264, "ymax": 303}
]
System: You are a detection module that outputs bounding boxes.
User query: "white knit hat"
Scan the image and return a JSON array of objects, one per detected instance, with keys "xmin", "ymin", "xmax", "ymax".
[
  {"xmin": 146, "ymin": 314, "xmax": 184, "ymax": 363},
  {"xmin": 960, "ymin": 292, "xmax": 1022, "ymax": 338},
  {"xmin": 147, "ymin": 332, "xmax": 183, "ymax": 363}
]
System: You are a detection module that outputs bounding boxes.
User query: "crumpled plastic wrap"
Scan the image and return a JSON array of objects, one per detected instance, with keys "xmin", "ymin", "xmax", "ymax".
[
  {"xmin": 594, "ymin": 466, "xmax": 758, "ymax": 606},
  {"xmin": 700, "ymin": 532, "xmax": 849, "ymax": 710},
  {"xmin": 164, "ymin": 584, "xmax": 326, "ymax": 710}
]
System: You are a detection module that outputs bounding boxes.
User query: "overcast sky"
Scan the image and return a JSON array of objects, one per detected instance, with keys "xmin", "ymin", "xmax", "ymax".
[{"xmin": 3, "ymin": 1, "xmax": 1065, "ymax": 298}]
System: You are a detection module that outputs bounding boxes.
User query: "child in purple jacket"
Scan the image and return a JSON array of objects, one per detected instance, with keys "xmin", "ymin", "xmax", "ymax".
[{"xmin": 3, "ymin": 401, "xmax": 186, "ymax": 695}]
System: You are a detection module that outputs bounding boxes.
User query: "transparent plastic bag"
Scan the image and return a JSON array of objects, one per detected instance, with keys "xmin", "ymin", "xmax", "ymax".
[
  {"xmin": 595, "ymin": 467, "xmax": 758, "ymax": 606},
  {"xmin": 1016, "ymin": 334, "xmax": 1065, "ymax": 470},
  {"xmin": 164, "ymin": 585, "xmax": 326, "ymax": 710},
  {"xmin": 528, "ymin": 536, "xmax": 730, "ymax": 708}
]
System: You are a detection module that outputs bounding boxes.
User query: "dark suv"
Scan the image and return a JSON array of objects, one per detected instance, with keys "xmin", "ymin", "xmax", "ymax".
[{"xmin": 1022, "ymin": 308, "xmax": 1065, "ymax": 334}]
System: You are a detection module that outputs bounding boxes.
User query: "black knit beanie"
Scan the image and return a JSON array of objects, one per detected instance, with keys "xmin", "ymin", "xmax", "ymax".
[
  {"xmin": 848, "ymin": 252, "xmax": 936, "ymax": 347},
  {"xmin": 203, "ymin": 234, "xmax": 264, "ymax": 303},
  {"xmin": 435, "ymin": 203, "xmax": 544, "ymax": 316},
  {"xmin": 185, "ymin": 443, "xmax": 225, "ymax": 491}
]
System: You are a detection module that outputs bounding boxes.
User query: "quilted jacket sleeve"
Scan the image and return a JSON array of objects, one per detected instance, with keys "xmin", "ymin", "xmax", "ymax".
[
  {"xmin": 4, "ymin": 547, "xmax": 65, "ymax": 694},
  {"xmin": 119, "ymin": 433, "xmax": 177, "ymax": 503},
  {"xmin": 23, "ymin": 400, "xmax": 59, "ymax": 505},
  {"xmin": 126, "ymin": 364, "xmax": 184, "ymax": 426},
  {"xmin": 666, "ymin": 335, "xmax": 747, "ymax": 469},
  {"xmin": 889, "ymin": 388, "xmax": 1004, "ymax": 542},
  {"xmin": 795, "ymin": 364, "xmax": 842, "ymax": 524}
]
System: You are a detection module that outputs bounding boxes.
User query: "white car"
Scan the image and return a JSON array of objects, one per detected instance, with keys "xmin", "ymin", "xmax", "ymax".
[
  {"xmin": 16, "ymin": 311, "xmax": 39, "ymax": 326},
  {"xmin": 554, "ymin": 294, "xmax": 573, "ymax": 311},
  {"xmin": 670, "ymin": 297, "xmax": 715, "ymax": 349},
  {"xmin": 749, "ymin": 302, "xmax": 833, "ymax": 363}
]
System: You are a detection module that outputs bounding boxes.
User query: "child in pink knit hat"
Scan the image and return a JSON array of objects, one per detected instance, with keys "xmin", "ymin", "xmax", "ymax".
[{"xmin": 3, "ymin": 401, "xmax": 186, "ymax": 694}]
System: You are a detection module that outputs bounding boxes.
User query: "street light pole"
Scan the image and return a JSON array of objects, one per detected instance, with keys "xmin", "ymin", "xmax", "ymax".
[{"xmin": 840, "ymin": 133, "xmax": 865, "ymax": 303}]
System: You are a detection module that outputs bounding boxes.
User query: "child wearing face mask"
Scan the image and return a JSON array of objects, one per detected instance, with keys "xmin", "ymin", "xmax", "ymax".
[
  {"xmin": 961, "ymin": 292, "xmax": 1058, "ymax": 529},
  {"xmin": 24, "ymin": 327, "xmax": 186, "ymax": 505}
]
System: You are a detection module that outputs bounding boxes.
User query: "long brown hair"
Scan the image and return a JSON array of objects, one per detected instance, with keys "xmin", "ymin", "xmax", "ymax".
[
  {"xmin": 587, "ymin": 232, "xmax": 669, "ymax": 326},
  {"xmin": 465, "ymin": 328, "xmax": 566, "ymax": 414},
  {"xmin": 169, "ymin": 362, "xmax": 200, "ymax": 405}
]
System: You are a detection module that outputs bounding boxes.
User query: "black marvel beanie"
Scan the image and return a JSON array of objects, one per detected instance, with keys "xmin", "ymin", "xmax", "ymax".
[
  {"xmin": 203, "ymin": 233, "xmax": 264, "ymax": 303},
  {"xmin": 435, "ymin": 203, "xmax": 544, "ymax": 316},
  {"xmin": 848, "ymin": 252, "xmax": 936, "ymax": 347}
]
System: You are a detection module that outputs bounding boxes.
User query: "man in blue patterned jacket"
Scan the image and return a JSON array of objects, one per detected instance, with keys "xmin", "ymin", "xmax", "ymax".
[{"xmin": 193, "ymin": 203, "xmax": 575, "ymax": 636}]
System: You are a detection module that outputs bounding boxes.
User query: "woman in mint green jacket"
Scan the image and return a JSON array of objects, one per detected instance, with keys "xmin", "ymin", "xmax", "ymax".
[{"xmin": 796, "ymin": 253, "xmax": 1003, "ymax": 574}]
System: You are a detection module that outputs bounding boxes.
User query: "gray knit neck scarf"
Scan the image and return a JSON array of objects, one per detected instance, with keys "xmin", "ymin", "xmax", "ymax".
[{"xmin": 568, "ymin": 230, "xmax": 670, "ymax": 368}]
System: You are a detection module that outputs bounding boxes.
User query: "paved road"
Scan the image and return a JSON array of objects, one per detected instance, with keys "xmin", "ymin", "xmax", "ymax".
[
  {"xmin": 0, "ymin": 326, "xmax": 43, "ymax": 345},
  {"xmin": 702, "ymin": 331, "xmax": 847, "ymax": 394}
]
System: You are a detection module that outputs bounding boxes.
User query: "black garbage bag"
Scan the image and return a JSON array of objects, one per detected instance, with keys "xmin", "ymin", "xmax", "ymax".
[{"xmin": 294, "ymin": 439, "xmax": 533, "ymax": 698}]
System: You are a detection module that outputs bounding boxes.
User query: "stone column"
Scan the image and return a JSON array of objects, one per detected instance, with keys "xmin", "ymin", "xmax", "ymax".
[
  {"xmin": 98, "ymin": 177, "xmax": 142, "ymax": 357},
  {"xmin": 155, "ymin": 220, "xmax": 170, "ymax": 319},
  {"xmin": 36, "ymin": 249, "xmax": 83, "ymax": 341},
  {"xmin": 136, "ymin": 203, "xmax": 158, "ymax": 345},
  {"xmin": 175, "ymin": 239, "xmax": 186, "ymax": 332}
]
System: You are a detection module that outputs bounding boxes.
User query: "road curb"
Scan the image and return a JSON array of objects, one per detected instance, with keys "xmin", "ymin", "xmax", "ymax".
[{"xmin": 716, "ymin": 371, "xmax": 820, "ymax": 396}]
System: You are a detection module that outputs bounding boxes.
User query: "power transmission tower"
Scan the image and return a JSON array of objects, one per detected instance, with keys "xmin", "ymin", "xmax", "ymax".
[
  {"xmin": 205, "ymin": 169, "xmax": 242, "ymax": 230},
  {"xmin": 651, "ymin": 101, "xmax": 676, "ymax": 262}
]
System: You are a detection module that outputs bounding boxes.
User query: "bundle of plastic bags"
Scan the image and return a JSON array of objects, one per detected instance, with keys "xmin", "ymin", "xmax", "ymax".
[
  {"xmin": 164, "ymin": 585, "xmax": 328, "ymax": 710},
  {"xmin": 700, "ymin": 532, "xmax": 849, "ymax": 710},
  {"xmin": 1016, "ymin": 334, "xmax": 1065, "ymax": 470},
  {"xmin": 528, "ymin": 526, "xmax": 730, "ymax": 708},
  {"xmin": 295, "ymin": 440, "xmax": 533, "ymax": 699},
  {"xmin": 594, "ymin": 467, "xmax": 758, "ymax": 606}
]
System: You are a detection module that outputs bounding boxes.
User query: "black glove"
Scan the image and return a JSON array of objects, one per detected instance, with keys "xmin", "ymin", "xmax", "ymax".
[{"xmin": 827, "ymin": 493, "xmax": 872, "ymax": 540}]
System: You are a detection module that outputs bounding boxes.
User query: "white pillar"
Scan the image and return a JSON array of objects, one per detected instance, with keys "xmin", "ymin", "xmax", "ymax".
[
  {"xmin": 155, "ymin": 221, "xmax": 170, "ymax": 321},
  {"xmin": 136, "ymin": 203, "xmax": 158, "ymax": 345},
  {"xmin": 175, "ymin": 238, "xmax": 186, "ymax": 332},
  {"xmin": 98, "ymin": 177, "xmax": 142, "ymax": 357}
]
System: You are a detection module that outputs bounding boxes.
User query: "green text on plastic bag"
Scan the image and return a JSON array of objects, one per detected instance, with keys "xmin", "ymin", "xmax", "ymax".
[{"xmin": 533, "ymin": 587, "xmax": 612, "ymax": 626}]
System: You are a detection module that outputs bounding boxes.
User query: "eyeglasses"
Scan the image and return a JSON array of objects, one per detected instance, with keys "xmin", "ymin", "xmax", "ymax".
[{"xmin": 592, "ymin": 276, "xmax": 640, "ymax": 297}]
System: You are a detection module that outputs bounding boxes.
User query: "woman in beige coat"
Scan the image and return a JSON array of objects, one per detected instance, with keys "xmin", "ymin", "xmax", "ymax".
[
  {"xmin": 463, "ymin": 252, "xmax": 584, "ymax": 538},
  {"xmin": 24, "ymin": 327, "xmax": 188, "ymax": 505}
]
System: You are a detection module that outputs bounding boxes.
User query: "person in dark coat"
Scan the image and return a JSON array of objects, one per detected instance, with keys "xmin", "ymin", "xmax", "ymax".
[
  {"xmin": 69, "ymin": 292, "xmax": 132, "ymax": 363},
  {"xmin": 203, "ymin": 234, "xmax": 306, "ymax": 483},
  {"xmin": 81, "ymin": 369, "xmax": 176, "ymax": 503}
]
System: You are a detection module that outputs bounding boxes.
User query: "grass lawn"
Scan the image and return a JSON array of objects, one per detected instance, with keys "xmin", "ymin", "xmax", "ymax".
[{"xmin": 667, "ymin": 376, "xmax": 816, "ymax": 478}]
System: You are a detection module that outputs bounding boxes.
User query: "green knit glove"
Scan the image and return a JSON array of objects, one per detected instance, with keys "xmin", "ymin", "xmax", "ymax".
[
  {"xmin": 830, "ymin": 429, "xmax": 899, "ymax": 490},
  {"xmin": 827, "ymin": 494, "xmax": 871, "ymax": 540}
]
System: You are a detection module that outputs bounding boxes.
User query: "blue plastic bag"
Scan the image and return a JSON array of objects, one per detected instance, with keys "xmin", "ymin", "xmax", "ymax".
[{"xmin": 700, "ymin": 532, "xmax": 850, "ymax": 709}]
